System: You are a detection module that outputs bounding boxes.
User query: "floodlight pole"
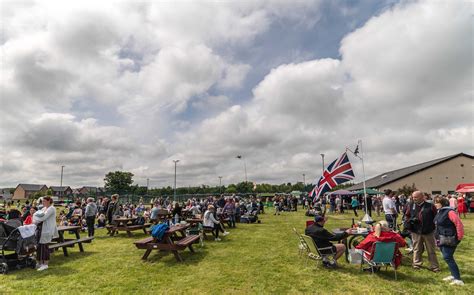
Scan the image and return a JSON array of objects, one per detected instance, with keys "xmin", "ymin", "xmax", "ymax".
[{"xmin": 173, "ymin": 160, "xmax": 180, "ymax": 202}]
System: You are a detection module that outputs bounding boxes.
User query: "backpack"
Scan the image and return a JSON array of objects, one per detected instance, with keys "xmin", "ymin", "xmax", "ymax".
[{"xmin": 150, "ymin": 223, "xmax": 169, "ymax": 241}]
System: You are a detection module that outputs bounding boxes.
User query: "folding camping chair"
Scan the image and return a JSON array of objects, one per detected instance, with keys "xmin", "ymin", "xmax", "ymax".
[
  {"xmin": 292, "ymin": 228, "xmax": 310, "ymax": 257},
  {"xmin": 301, "ymin": 235, "xmax": 337, "ymax": 266},
  {"xmin": 360, "ymin": 241, "xmax": 397, "ymax": 280}
]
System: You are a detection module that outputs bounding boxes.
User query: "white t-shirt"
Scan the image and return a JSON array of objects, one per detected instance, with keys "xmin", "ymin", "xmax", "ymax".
[{"xmin": 382, "ymin": 196, "xmax": 396, "ymax": 215}]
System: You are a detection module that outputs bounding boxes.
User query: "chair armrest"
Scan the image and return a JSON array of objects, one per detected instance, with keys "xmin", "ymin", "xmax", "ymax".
[{"xmin": 318, "ymin": 246, "xmax": 333, "ymax": 251}]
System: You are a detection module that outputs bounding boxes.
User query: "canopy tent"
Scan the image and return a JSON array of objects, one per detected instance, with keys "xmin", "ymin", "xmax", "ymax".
[
  {"xmin": 327, "ymin": 189, "xmax": 357, "ymax": 196},
  {"xmin": 456, "ymin": 183, "xmax": 474, "ymax": 193},
  {"xmin": 354, "ymin": 188, "xmax": 383, "ymax": 195}
]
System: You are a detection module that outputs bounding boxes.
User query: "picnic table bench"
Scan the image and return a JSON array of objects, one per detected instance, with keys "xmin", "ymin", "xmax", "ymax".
[
  {"xmin": 48, "ymin": 225, "xmax": 93, "ymax": 256},
  {"xmin": 134, "ymin": 223, "xmax": 200, "ymax": 262},
  {"xmin": 107, "ymin": 217, "xmax": 151, "ymax": 237}
]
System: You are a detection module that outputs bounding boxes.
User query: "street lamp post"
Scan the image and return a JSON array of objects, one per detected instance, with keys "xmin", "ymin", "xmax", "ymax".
[
  {"xmin": 60, "ymin": 165, "xmax": 65, "ymax": 200},
  {"xmin": 218, "ymin": 176, "xmax": 222, "ymax": 194},
  {"xmin": 236, "ymin": 155, "xmax": 248, "ymax": 183},
  {"xmin": 173, "ymin": 160, "xmax": 179, "ymax": 202},
  {"xmin": 302, "ymin": 173, "xmax": 306, "ymax": 190}
]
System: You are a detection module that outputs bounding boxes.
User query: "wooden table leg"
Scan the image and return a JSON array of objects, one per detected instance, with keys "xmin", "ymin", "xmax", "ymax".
[
  {"xmin": 142, "ymin": 249, "xmax": 152, "ymax": 260},
  {"xmin": 188, "ymin": 244, "xmax": 195, "ymax": 253},
  {"xmin": 127, "ymin": 230, "xmax": 132, "ymax": 237},
  {"xmin": 172, "ymin": 250, "xmax": 183, "ymax": 262},
  {"xmin": 74, "ymin": 229, "xmax": 84, "ymax": 252},
  {"xmin": 62, "ymin": 246, "xmax": 69, "ymax": 256}
]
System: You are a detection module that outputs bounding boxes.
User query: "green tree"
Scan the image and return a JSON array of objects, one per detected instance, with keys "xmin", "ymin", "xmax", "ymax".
[
  {"xmin": 225, "ymin": 184, "xmax": 238, "ymax": 194},
  {"xmin": 104, "ymin": 171, "xmax": 134, "ymax": 194},
  {"xmin": 396, "ymin": 183, "xmax": 417, "ymax": 197}
]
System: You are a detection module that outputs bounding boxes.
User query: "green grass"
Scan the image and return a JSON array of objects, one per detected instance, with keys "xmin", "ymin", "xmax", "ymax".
[{"xmin": 1, "ymin": 209, "xmax": 473, "ymax": 294}]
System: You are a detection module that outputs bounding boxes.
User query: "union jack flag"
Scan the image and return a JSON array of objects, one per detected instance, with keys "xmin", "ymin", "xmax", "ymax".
[{"xmin": 310, "ymin": 152, "xmax": 355, "ymax": 201}]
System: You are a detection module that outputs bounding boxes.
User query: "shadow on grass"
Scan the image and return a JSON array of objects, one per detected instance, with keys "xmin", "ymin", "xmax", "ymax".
[
  {"xmin": 138, "ymin": 246, "xmax": 209, "ymax": 266},
  {"xmin": 10, "ymin": 251, "xmax": 97, "ymax": 280}
]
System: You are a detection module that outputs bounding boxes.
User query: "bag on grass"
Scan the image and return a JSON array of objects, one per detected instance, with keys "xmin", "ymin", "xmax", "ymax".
[
  {"xmin": 348, "ymin": 249, "xmax": 363, "ymax": 264},
  {"xmin": 151, "ymin": 223, "xmax": 169, "ymax": 241}
]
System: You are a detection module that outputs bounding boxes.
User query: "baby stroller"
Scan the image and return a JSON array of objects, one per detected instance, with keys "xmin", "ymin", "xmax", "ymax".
[{"xmin": 0, "ymin": 221, "xmax": 37, "ymax": 274}]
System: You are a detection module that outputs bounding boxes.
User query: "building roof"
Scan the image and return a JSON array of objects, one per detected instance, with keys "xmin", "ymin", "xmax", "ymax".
[
  {"xmin": 50, "ymin": 186, "xmax": 71, "ymax": 192},
  {"xmin": 16, "ymin": 184, "xmax": 47, "ymax": 191},
  {"xmin": 348, "ymin": 153, "xmax": 473, "ymax": 191}
]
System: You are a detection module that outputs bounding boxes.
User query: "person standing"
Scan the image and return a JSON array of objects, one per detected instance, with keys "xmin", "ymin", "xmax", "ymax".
[
  {"xmin": 351, "ymin": 196, "xmax": 359, "ymax": 217},
  {"xmin": 365, "ymin": 195, "xmax": 372, "ymax": 217},
  {"xmin": 107, "ymin": 194, "xmax": 120, "ymax": 224},
  {"xmin": 457, "ymin": 194, "xmax": 467, "ymax": 218},
  {"xmin": 373, "ymin": 196, "xmax": 381, "ymax": 217},
  {"xmin": 405, "ymin": 191, "xmax": 439, "ymax": 272},
  {"xmin": 223, "ymin": 198, "xmax": 236, "ymax": 228},
  {"xmin": 434, "ymin": 196, "xmax": 465, "ymax": 285},
  {"xmin": 85, "ymin": 198, "xmax": 98, "ymax": 237},
  {"xmin": 33, "ymin": 196, "xmax": 58, "ymax": 271},
  {"xmin": 382, "ymin": 190, "xmax": 397, "ymax": 229}
]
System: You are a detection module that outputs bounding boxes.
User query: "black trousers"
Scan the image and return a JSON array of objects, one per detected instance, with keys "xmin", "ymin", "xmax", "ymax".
[{"xmin": 86, "ymin": 216, "xmax": 95, "ymax": 237}]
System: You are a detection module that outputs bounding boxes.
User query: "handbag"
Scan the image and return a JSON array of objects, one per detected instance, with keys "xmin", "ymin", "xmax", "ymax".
[{"xmin": 438, "ymin": 234, "xmax": 458, "ymax": 247}]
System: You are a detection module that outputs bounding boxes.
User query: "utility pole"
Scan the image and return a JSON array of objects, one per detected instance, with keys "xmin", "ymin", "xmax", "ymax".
[
  {"xmin": 302, "ymin": 173, "xmax": 306, "ymax": 189},
  {"xmin": 218, "ymin": 176, "xmax": 222, "ymax": 194},
  {"xmin": 173, "ymin": 160, "xmax": 179, "ymax": 202}
]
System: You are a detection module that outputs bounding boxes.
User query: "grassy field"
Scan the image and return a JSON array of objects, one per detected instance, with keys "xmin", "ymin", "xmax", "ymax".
[{"xmin": 1, "ymin": 208, "xmax": 472, "ymax": 294}]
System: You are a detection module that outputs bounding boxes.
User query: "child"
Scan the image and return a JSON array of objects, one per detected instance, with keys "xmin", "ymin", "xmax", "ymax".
[
  {"xmin": 97, "ymin": 214, "xmax": 106, "ymax": 228},
  {"xmin": 60, "ymin": 214, "xmax": 68, "ymax": 226}
]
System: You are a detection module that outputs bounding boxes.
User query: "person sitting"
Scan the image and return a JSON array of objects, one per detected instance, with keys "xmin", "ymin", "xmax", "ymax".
[
  {"xmin": 305, "ymin": 215, "xmax": 349, "ymax": 267},
  {"xmin": 23, "ymin": 207, "xmax": 38, "ymax": 225},
  {"xmin": 356, "ymin": 220, "xmax": 406, "ymax": 270},
  {"xmin": 203, "ymin": 205, "xmax": 222, "ymax": 241},
  {"xmin": 97, "ymin": 214, "xmax": 106, "ymax": 228}
]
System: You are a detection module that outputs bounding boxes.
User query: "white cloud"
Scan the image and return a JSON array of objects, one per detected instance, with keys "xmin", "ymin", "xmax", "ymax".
[{"xmin": 0, "ymin": 0, "xmax": 471, "ymax": 188}]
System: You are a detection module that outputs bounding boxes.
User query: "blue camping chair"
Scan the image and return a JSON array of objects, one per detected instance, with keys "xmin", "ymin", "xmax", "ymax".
[{"xmin": 361, "ymin": 242, "xmax": 397, "ymax": 280}]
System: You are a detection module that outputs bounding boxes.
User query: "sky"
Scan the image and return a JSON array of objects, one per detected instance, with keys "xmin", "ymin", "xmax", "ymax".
[{"xmin": 0, "ymin": 0, "xmax": 472, "ymax": 189}]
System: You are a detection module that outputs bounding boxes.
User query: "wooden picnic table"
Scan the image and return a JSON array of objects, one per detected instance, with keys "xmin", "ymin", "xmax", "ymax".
[
  {"xmin": 134, "ymin": 223, "xmax": 200, "ymax": 262},
  {"xmin": 108, "ymin": 217, "xmax": 151, "ymax": 237},
  {"xmin": 185, "ymin": 218, "xmax": 203, "ymax": 225},
  {"xmin": 49, "ymin": 225, "xmax": 93, "ymax": 256},
  {"xmin": 333, "ymin": 227, "xmax": 369, "ymax": 263}
]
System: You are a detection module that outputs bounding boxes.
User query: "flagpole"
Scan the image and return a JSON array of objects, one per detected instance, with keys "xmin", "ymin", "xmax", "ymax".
[
  {"xmin": 346, "ymin": 140, "xmax": 371, "ymax": 223},
  {"xmin": 359, "ymin": 139, "xmax": 368, "ymax": 214}
]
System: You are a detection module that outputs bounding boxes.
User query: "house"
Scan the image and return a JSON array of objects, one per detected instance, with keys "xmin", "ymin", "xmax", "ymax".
[
  {"xmin": 49, "ymin": 186, "xmax": 73, "ymax": 198},
  {"xmin": 347, "ymin": 153, "xmax": 474, "ymax": 195},
  {"xmin": 77, "ymin": 186, "xmax": 105, "ymax": 196},
  {"xmin": 12, "ymin": 184, "xmax": 48, "ymax": 200}
]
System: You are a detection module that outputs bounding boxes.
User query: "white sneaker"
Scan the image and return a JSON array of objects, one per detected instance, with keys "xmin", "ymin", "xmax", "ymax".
[
  {"xmin": 37, "ymin": 265, "xmax": 48, "ymax": 271},
  {"xmin": 442, "ymin": 276, "xmax": 454, "ymax": 282},
  {"xmin": 223, "ymin": 231, "xmax": 230, "ymax": 236},
  {"xmin": 215, "ymin": 238, "xmax": 221, "ymax": 241},
  {"xmin": 35, "ymin": 263, "xmax": 43, "ymax": 269},
  {"xmin": 450, "ymin": 280, "xmax": 464, "ymax": 286}
]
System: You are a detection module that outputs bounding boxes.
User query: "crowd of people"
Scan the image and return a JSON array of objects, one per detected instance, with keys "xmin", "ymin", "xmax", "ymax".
[
  {"xmin": 305, "ymin": 190, "xmax": 466, "ymax": 286},
  {"xmin": 304, "ymin": 191, "xmax": 471, "ymax": 219},
  {"xmin": 0, "ymin": 189, "xmax": 469, "ymax": 284}
]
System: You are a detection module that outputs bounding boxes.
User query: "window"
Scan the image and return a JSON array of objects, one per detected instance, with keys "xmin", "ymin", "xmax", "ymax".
[
  {"xmin": 431, "ymin": 191, "xmax": 441, "ymax": 195},
  {"xmin": 448, "ymin": 191, "xmax": 455, "ymax": 194}
]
